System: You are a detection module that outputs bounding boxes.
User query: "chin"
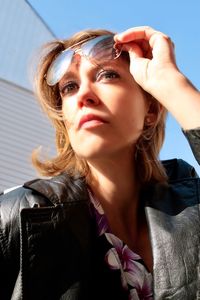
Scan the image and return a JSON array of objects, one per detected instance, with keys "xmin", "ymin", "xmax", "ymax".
[
  {"xmin": 75, "ymin": 150, "xmax": 105, "ymax": 160},
  {"xmin": 73, "ymin": 143, "xmax": 111, "ymax": 160}
]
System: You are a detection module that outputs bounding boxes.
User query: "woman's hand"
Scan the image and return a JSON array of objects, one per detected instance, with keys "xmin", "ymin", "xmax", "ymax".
[
  {"xmin": 114, "ymin": 26, "xmax": 178, "ymax": 95},
  {"xmin": 115, "ymin": 26, "xmax": 200, "ymax": 130}
]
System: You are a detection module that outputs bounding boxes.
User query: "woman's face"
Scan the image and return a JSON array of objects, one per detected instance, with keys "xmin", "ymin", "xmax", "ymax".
[{"xmin": 59, "ymin": 54, "xmax": 149, "ymax": 160}]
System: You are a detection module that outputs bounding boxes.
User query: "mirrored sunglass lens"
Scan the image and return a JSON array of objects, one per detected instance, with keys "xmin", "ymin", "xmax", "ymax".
[
  {"xmin": 82, "ymin": 35, "xmax": 117, "ymax": 62},
  {"xmin": 46, "ymin": 49, "xmax": 74, "ymax": 86}
]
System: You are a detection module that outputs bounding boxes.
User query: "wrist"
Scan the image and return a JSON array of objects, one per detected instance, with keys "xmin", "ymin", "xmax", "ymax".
[
  {"xmin": 149, "ymin": 70, "xmax": 200, "ymax": 129},
  {"xmin": 147, "ymin": 68, "xmax": 186, "ymax": 102}
]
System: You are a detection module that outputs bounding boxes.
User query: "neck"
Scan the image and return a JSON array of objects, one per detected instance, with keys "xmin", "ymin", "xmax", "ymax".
[
  {"xmin": 86, "ymin": 149, "xmax": 152, "ymax": 270},
  {"xmin": 87, "ymin": 148, "xmax": 140, "ymax": 217}
]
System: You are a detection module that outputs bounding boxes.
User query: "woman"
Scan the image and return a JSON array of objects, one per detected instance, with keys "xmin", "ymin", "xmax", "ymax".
[{"xmin": 0, "ymin": 26, "xmax": 200, "ymax": 300}]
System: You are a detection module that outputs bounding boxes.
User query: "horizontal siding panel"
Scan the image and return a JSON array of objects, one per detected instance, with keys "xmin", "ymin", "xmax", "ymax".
[
  {"xmin": 0, "ymin": 84, "xmax": 34, "ymax": 100},
  {"xmin": 0, "ymin": 130, "xmax": 54, "ymax": 156},
  {"xmin": 0, "ymin": 176, "xmax": 34, "ymax": 192},
  {"xmin": 0, "ymin": 119, "xmax": 54, "ymax": 142},
  {"xmin": 0, "ymin": 161, "xmax": 36, "ymax": 179},
  {"xmin": 0, "ymin": 136, "xmax": 54, "ymax": 162},
  {"xmin": 0, "ymin": 165, "xmax": 37, "ymax": 179},
  {"xmin": 0, "ymin": 79, "xmax": 55, "ymax": 190},
  {"xmin": 0, "ymin": 179, "xmax": 22, "ymax": 193},
  {"xmin": 0, "ymin": 84, "xmax": 54, "ymax": 143},
  {"xmin": 0, "ymin": 135, "xmax": 43, "ymax": 155},
  {"xmin": 0, "ymin": 86, "xmax": 42, "ymax": 112},
  {"xmin": 0, "ymin": 94, "xmax": 46, "ymax": 120},
  {"xmin": 1, "ymin": 153, "xmax": 34, "ymax": 171},
  {"xmin": 0, "ymin": 1, "xmax": 56, "ymax": 190},
  {"xmin": 0, "ymin": 140, "xmax": 54, "ymax": 159},
  {"xmin": 0, "ymin": 124, "xmax": 54, "ymax": 153},
  {"xmin": 0, "ymin": 149, "xmax": 34, "ymax": 171},
  {"xmin": 0, "ymin": 82, "xmax": 52, "ymax": 126},
  {"xmin": 0, "ymin": 98, "xmax": 50, "ymax": 124},
  {"xmin": 0, "ymin": 169, "xmax": 37, "ymax": 185},
  {"xmin": 0, "ymin": 144, "xmax": 37, "ymax": 162}
]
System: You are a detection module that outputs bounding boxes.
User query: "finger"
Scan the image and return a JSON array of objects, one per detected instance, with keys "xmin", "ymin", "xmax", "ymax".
[
  {"xmin": 149, "ymin": 32, "xmax": 172, "ymax": 49},
  {"xmin": 149, "ymin": 33, "xmax": 176, "ymax": 63},
  {"xmin": 114, "ymin": 26, "xmax": 168, "ymax": 44},
  {"xmin": 118, "ymin": 29, "xmax": 175, "ymax": 63},
  {"xmin": 114, "ymin": 26, "xmax": 155, "ymax": 42}
]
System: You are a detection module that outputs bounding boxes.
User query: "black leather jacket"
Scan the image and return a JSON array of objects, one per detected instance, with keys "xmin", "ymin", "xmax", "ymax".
[{"xmin": 0, "ymin": 130, "xmax": 200, "ymax": 300}]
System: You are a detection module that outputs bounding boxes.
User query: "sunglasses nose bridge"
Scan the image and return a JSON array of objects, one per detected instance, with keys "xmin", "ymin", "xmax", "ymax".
[
  {"xmin": 74, "ymin": 48, "xmax": 82, "ymax": 55},
  {"xmin": 73, "ymin": 47, "xmax": 90, "ymax": 63}
]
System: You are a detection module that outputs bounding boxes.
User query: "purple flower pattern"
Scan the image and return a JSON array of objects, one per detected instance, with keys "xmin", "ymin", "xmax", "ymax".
[{"xmin": 88, "ymin": 189, "xmax": 153, "ymax": 299}]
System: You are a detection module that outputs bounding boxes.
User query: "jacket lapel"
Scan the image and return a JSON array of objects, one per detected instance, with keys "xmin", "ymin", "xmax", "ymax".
[
  {"xmin": 21, "ymin": 174, "xmax": 96, "ymax": 299},
  {"xmin": 144, "ymin": 179, "xmax": 200, "ymax": 299},
  {"xmin": 23, "ymin": 164, "xmax": 200, "ymax": 299}
]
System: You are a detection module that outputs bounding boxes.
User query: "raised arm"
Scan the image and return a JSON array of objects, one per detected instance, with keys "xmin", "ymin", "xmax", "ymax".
[{"xmin": 115, "ymin": 26, "xmax": 200, "ymax": 130}]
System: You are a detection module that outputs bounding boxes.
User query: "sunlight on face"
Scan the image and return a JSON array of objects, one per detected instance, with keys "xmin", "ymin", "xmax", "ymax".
[{"xmin": 59, "ymin": 55, "xmax": 149, "ymax": 161}]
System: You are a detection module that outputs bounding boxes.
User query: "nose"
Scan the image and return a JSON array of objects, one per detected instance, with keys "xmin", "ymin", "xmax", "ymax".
[{"xmin": 76, "ymin": 81, "xmax": 100, "ymax": 108}]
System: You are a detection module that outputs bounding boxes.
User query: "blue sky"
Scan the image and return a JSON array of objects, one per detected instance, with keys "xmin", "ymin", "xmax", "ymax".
[{"xmin": 28, "ymin": 0, "xmax": 200, "ymax": 174}]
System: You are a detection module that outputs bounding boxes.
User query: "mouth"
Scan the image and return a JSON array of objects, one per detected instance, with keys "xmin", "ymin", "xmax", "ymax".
[{"xmin": 78, "ymin": 114, "xmax": 107, "ymax": 129}]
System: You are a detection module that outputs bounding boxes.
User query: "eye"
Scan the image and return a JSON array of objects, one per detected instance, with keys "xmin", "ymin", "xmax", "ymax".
[
  {"xmin": 59, "ymin": 81, "xmax": 79, "ymax": 96},
  {"xmin": 96, "ymin": 69, "xmax": 120, "ymax": 82}
]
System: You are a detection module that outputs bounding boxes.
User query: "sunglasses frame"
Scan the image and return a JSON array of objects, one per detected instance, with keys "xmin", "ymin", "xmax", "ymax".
[{"xmin": 46, "ymin": 34, "xmax": 122, "ymax": 86}]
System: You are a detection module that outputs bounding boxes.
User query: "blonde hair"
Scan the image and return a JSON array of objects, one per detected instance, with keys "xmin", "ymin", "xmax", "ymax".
[{"xmin": 32, "ymin": 28, "xmax": 168, "ymax": 184}]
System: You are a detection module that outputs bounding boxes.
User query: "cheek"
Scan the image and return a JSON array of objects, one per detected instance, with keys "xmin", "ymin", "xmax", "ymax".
[
  {"xmin": 115, "ymin": 90, "xmax": 147, "ymax": 121},
  {"xmin": 65, "ymin": 125, "xmax": 79, "ymax": 154},
  {"xmin": 62, "ymin": 100, "xmax": 76, "ymax": 128},
  {"xmin": 62, "ymin": 101, "xmax": 79, "ymax": 148},
  {"xmin": 120, "ymin": 96, "xmax": 148, "ymax": 136},
  {"xmin": 62, "ymin": 100, "xmax": 70, "ymax": 119}
]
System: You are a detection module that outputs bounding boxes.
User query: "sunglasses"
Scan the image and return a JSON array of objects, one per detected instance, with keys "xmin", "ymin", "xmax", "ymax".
[{"xmin": 46, "ymin": 35, "xmax": 122, "ymax": 86}]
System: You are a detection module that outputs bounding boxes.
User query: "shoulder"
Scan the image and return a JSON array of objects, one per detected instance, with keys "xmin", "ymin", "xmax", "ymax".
[
  {"xmin": 0, "ymin": 173, "xmax": 88, "ymax": 225},
  {"xmin": 0, "ymin": 174, "xmax": 88, "ymax": 258},
  {"xmin": 144, "ymin": 159, "xmax": 200, "ymax": 214},
  {"xmin": 161, "ymin": 158, "xmax": 199, "ymax": 181},
  {"xmin": 0, "ymin": 186, "xmax": 40, "ymax": 258},
  {"xmin": 0, "ymin": 185, "xmax": 37, "ymax": 211},
  {"xmin": 0, "ymin": 186, "xmax": 46, "ymax": 239},
  {"xmin": 0, "ymin": 183, "xmax": 51, "ymax": 213}
]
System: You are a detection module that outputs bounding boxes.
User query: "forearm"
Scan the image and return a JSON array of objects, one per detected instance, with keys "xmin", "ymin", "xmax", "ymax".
[{"xmin": 150, "ymin": 70, "xmax": 200, "ymax": 130}]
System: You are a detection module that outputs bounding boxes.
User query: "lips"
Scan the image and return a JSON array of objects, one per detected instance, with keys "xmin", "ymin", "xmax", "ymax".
[{"xmin": 78, "ymin": 114, "xmax": 107, "ymax": 129}]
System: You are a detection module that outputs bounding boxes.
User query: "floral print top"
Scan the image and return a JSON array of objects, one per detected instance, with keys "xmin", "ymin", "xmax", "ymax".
[{"xmin": 88, "ymin": 189, "xmax": 153, "ymax": 300}]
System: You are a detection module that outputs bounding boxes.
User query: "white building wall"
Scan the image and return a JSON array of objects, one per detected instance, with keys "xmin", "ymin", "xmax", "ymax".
[
  {"xmin": 0, "ymin": 0, "xmax": 55, "ymax": 90},
  {"xmin": 0, "ymin": 79, "xmax": 55, "ymax": 191},
  {"xmin": 0, "ymin": 0, "xmax": 56, "ymax": 191}
]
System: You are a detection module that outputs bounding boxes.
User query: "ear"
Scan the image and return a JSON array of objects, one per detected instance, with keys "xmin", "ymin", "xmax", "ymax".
[{"xmin": 145, "ymin": 98, "xmax": 163, "ymax": 126}]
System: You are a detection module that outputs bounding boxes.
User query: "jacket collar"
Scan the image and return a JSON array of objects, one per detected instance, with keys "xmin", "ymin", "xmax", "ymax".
[
  {"xmin": 24, "ymin": 172, "xmax": 89, "ymax": 206},
  {"xmin": 23, "ymin": 158, "xmax": 198, "ymax": 209},
  {"xmin": 23, "ymin": 160, "xmax": 200, "ymax": 297}
]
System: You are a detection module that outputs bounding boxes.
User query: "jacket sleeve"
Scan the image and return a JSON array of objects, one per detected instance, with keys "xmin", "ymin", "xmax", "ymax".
[
  {"xmin": 183, "ymin": 128, "xmax": 200, "ymax": 165},
  {"xmin": 0, "ymin": 191, "xmax": 19, "ymax": 300},
  {"xmin": 0, "ymin": 187, "xmax": 29, "ymax": 299}
]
